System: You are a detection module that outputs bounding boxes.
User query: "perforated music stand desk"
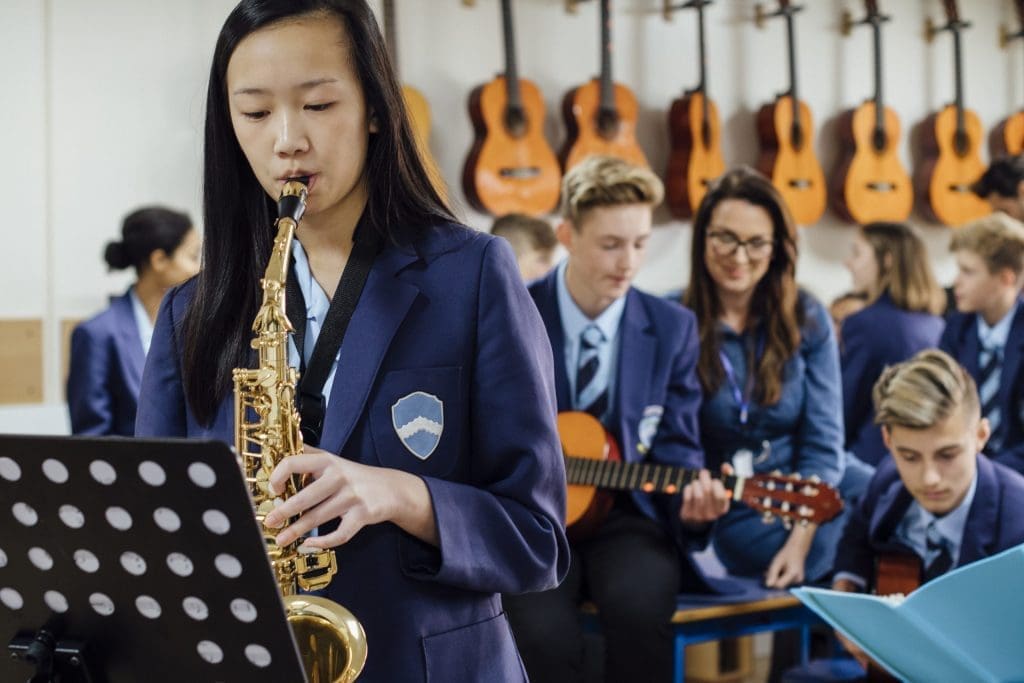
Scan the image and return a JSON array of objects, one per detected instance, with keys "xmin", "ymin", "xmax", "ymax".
[{"xmin": 0, "ymin": 435, "xmax": 307, "ymax": 683}]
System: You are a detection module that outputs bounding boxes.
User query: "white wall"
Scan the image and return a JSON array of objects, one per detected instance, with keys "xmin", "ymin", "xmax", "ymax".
[{"xmin": 1, "ymin": 0, "xmax": 1019, "ymax": 432}]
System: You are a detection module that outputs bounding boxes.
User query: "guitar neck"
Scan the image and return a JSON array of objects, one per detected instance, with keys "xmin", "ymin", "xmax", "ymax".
[
  {"xmin": 598, "ymin": 0, "xmax": 616, "ymax": 113},
  {"xmin": 872, "ymin": 17, "xmax": 884, "ymax": 131},
  {"xmin": 501, "ymin": 0, "xmax": 523, "ymax": 109},
  {"xmin": 785, "ymin": 11, "xmax": 799, "ymax": 111},
  {"xmin": 566, "ymin": 456, "xmax": 740, "ymax": 497},
  {"xmin": 952, "ymin": 26, "xmax": 965, "ymax": 133},
  {"xmin": 696, "ymin": 2, "xmax": 709, "ymax": 96}
]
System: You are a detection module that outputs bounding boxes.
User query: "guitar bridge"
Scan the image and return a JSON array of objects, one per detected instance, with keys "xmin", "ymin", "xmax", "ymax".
[{"xmin": 499, "ymin": 166, "xmax": 542, "ymax": 179}]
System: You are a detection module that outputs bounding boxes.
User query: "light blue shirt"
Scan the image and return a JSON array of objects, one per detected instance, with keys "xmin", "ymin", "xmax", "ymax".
[
  {"xmin": 894, "ymin": 471, "xmax": 978, "ymax": 570},
  {"xmin": 555, "ymin": 258, "xmax": 625, "ymax": 415},
  {"xmin": 287, "ymin": 239, "xmax": 340, "ymax": 407},
  {"xmin": 128, "ymin": 287, "xmax": 154, "ymax": 356},
  {"xmin": 977, "ymin": 300, "xmax": 1019, "ymax": 354}
]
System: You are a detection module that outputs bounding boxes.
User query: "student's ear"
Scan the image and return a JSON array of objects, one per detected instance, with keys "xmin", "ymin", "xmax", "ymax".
[
  {"xmin": 976, "ymin": 415, "xmax": 992, "ymax": 450},
  {"xmin": 556, "ymin": 220, "xmax": 575, "ymax": 250},
  {"xmin": 881, "ymin": 425, "xmax": 894, "ymax": 453},
  {"xmin": 997, "ymin": 266, "xmax": 1018, "ymax": 289},
  {"xmin": 148, "ymin": 249, "xmax": 170, "ymax": 274}
]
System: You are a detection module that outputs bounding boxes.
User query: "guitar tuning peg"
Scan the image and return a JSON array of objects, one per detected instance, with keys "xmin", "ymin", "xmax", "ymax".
[
  {"xmin": 771, "ymin": 469, "xmax": 783, "ymax": 477},
  {"xmin": 799, "ymin": 518, "xmax": 810, "ymax": 527},
  {"xmin": 781, "ymin": 502, "xmax": 791, "ymax": 513},
  {"xmin": 808, "ymin": 474, "xmax": 821, "ymax": 483},
  {"xmin": 761, "ymin": 511, "xmax": 774, "ymax": 524},
  {"xmin": 790, "ymin": 472, "xmax": 802, "ymax": 480},
  {"xmin": 782, "ymin": 518, "xmax": 793, "ymax": 531},
  {"xmin": 785, "ymin": 481, "xmax": 794, "ymax": 492}
]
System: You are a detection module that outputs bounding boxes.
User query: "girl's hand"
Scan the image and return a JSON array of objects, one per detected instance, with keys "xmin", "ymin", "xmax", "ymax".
[{"xmin": 263, "ymin": 446, "xmax": 437, "ymax": 548}]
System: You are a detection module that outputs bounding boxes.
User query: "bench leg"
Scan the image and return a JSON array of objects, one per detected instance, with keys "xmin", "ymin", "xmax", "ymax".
[
  {"xmin": 673, "ymin": 633, "xmax": 686, "ymax": 683},
  {"xmin": 800, "ymin": 623, "xmax": 811, "ymax": 665}
]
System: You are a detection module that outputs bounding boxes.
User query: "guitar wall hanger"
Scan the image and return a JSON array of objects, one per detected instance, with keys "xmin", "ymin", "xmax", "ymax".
[
  {"xmin": 925, "ymin": 15, "xmax": 970, "ymax": 44},
  {"xmin": 662, "ymin": 0, "xmax": 713, "ymax": 23},
  {"xmin": 754, "ymin": 1, "xmax": 803, "ymax": 30},
  {"xmin": 840, "ymin": 5, "xmax": 890, "ymax": 37}
]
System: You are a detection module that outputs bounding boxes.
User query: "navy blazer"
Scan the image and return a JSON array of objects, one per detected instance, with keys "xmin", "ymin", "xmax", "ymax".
[
  {"xmin": 66, "ymin": 289, "xmax": 145, "ymax": 436},
  {"xmin": 841, "ymin": 294, "xmax": 945, "ymax": 466},
  {"xmin": 528, "ymin": 269, "xmax": 704, "ymax": 546},
  {"xmin": 136, "ymin": 225, "xmax": 570, "ymax": 682},
  {"xmin": 832, "ymin": 454, "xmax": 1024, "ymax": 586},
  {"xmin": 939, "ymin": 302, "xmax": 1024, "ymax": 474}
]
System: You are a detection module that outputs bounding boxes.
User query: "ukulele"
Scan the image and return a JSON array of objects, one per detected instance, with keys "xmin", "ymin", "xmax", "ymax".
[
  {"xmin": 754, "ymin": 1, "xmax": 827, "ymax": 226},
  {"xmin": 382, "ymin": 0, "xmax": 448, "ymax": 202},
  {"xmin": 462, "ymin": 0, "xmax": 561, "ymax": 216},
  {"xmin": 991, "ymin": 0, "xmax": 1024, "ymax": 157},
  {"xmin": 558, "ymin": 411, "xmax": 844, "ymax": 541},
  {"xmin": 915, "ymin": 0, "xmax": 989, "ymax": 226},
  {"xmin": 560, "ymin": 0, "xmax": 649, "ymax": 172},
  {"xmin": 665, "ymin": 0, "xmax": 726, "ymax": 219},
  {"xmin": 833, "ymin": 0, "xmax": 913, "ymax": 224}
]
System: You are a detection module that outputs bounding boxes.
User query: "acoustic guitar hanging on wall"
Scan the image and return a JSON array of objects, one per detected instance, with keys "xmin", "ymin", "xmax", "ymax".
[
  {"xmin": 382, "ymin": 0, "xmax": 448, "ymax": 202},
  {"xmin": 462, "ymin": 0, "xmax": 562, "ymax": 216},
  {"xmin": 665, "ymin": 0, "xmax": 726, "ymax": 219},
  {"xmin": 833, "ymin": 0, "xmax": 913, "ymax": 224},
  {"xmin": 991, "ymin": 0, "xmax": 1024, "ymax": 157},
  {"xmin": 754, "ymin": 0, "xmax": 827, "ymax": 226},
  {"xmin": 915, "ymin": 0, "xmax": 989, "ymax": 227},
  {"xmin": 561, "ymin": 0, "xmax": 649, "ymax": 172}
]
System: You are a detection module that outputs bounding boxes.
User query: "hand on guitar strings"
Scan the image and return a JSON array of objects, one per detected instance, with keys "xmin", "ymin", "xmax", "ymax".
[
  {"xmin": 264, "ymin": 445, "xmax": 439, "ymax": 549},
  {"xmin": 678, "ymin": 464, "xmax": 733, "ymax": 527}
]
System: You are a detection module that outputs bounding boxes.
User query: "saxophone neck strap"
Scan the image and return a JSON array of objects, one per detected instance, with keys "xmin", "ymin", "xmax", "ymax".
[{"xmin": 285, "ymin": 217, "xmax": 383, "ymax": 447}]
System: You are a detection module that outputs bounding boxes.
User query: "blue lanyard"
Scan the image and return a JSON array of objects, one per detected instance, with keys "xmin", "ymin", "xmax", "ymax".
[{"xmin": 719, "ymin": 335, "xmax": 764, "ymax": 427}]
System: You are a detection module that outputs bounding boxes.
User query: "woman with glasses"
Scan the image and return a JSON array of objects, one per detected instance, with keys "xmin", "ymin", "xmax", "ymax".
[{"xmin": 683, "ymin": 166, "xmax": 846, "ymax": 589}]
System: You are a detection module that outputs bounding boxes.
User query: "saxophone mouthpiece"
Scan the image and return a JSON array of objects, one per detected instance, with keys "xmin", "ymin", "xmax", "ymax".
[{"xmin": 277, "ymin": 177, "xmax": 309, "ymax": 223}]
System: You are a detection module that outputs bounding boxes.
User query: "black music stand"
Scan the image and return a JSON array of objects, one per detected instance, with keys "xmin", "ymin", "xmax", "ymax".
[{"xmin": 0, "ymin": 435, "xmax": 306, "ymax": 683}]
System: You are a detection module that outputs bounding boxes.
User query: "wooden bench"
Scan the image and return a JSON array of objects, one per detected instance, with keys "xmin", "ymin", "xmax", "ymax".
[{"xmin": 581, "ymin": 593, "xmax": 823, "ymax": 682}]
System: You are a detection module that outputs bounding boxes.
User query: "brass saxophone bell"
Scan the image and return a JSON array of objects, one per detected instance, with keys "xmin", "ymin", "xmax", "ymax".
[{"xmin": 286, "ymin": 595, "xmax": 367, "ymax": 683}]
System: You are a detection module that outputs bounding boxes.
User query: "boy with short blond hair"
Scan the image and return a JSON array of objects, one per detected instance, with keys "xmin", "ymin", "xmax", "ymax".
[
  {"xmin": 504, "ymin": 156, "xmax": 730, "ymax": 683},
  {"xmin": 831, "ymin": 349, "xmax": 1024, "ymax": 667},
  {"xmin": 940, "ymin": 212, "xmax": 1024, "ymax": 474}
]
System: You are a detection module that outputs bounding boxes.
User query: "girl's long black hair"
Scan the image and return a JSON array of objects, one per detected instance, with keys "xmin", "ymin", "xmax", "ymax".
[{"xmin": 183, "ymin": 0, "xmax": 453, "ymax": 425}]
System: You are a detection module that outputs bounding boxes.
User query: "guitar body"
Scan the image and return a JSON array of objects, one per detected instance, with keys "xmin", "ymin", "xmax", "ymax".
[
  {"xmin": 402, "ymin": 84, "xmax": 447, "ymax": 202},
  {"xmin": 462, "ymin": 76, "xmax": 561, "ymax": 216},
  {"xmin": 991, "ymin": 111, "xmax": 1024, "ymax": 157},
  {"xmin": 666, "ymin": 92, "xmax": 725, "ymax": 218},
  {"xmin": 560, "ymin": 79, "xmax": 649, "ymax": 172},
  {"xmin": 756, "ymin": 95, "xmax": 827, "ymax": 225},
  {"xmin": 916, "ymin": 104, "xmax": 989, "ymax": 226},
  {"xmin": 558, "ymin": 411, "xmax": 621, "ymax": 542},
  {"xmin": 833, "ymin": 101, "xmax": 912, "ymax": 224}
]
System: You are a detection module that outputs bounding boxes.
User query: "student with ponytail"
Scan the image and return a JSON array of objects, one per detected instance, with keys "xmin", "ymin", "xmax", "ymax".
[{"xmin": 66, "ymin": 206, "xmax": 200, "ymax": 435}]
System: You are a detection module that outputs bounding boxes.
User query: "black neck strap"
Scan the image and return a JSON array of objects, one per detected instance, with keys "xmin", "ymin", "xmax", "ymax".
[{"xmin": 285, "ymin": 217, "xmax": 382, "ymax": 446}]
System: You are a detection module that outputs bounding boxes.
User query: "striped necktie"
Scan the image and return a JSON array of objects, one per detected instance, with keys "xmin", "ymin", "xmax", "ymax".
[
  {"xmin": 923, "ymin": 521, "xmax": 953, "ymax": 582},
  {"xmin": 978, "ymin": 344, "xmax": 1003, "ymax": 451},
  {"xmin": 576, "ymin": 324, "xmax": 608, "ymax": 419}
]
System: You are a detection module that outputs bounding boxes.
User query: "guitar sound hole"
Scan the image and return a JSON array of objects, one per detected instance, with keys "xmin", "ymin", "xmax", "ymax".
[
  {"xmin": 596, "ymin": 109, "xmax": 621, "ymax": 140},
  {"xmin": 866, "ymin": 182, "xmax": 896, "ymax": 192},
  {"xmin": 504, "ymin": 108, "xmax": 527, "ymax": 138},
  {"xmin": 499, "ymin": 167, "xmax": 542, "ymax": 179}
]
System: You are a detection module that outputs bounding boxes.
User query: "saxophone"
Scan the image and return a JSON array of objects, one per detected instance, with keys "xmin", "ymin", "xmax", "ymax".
[{"xmin": 233, "ymin": 179, "xmax": 367, "ymax": 683}]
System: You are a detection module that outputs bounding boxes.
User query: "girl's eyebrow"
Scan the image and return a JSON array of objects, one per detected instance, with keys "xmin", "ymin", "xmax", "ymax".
[{"xmin": 232, "ymin": 77, "xmax": 340, "ymax": 96}]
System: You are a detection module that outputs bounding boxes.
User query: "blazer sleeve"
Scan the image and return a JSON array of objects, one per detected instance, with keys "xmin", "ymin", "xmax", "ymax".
[
  {"xmin": 794, "ymin": 300, "xmax": 845, "ymax": 486},
  {"xmin": 400, "ymin": 238, "xmax": 570, "ymax": 595},
  {"xmin": 135, "ymin": 288, "xmax": 188, "ymax": 437},
  {"xmin": 66, "ymin": 324, "xmax": 114, "ymax": 435}
]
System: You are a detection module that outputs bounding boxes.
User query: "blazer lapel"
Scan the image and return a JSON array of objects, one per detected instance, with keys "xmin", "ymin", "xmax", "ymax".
[
  {"xmin": 533, "ymin": 271, "xmax": 571, "ymax": 410},
  {"xmin": 110, "ymin": 290, "xmax": 146, "ymax": 396},
  {"xmin": 959, "ymin": 457, "xmax": 999, "ymax": 565},
  {"xmin": 319, "ymin": 246, "xmax": 420, "ymax": 455},
  {"xmin": 869, "ymin": 479, "xmax": 914, "ymax": 550},
  {"xmin": 616, "ymin": 290, "xmax": 654, "ymax": 462},
  {"xmin": 962, "ymin": 316, "xmax": 981, "ymax": 377},
  {"xmin": 997, "ymin": 304, "xmax": 1024, "ymax": 410}
]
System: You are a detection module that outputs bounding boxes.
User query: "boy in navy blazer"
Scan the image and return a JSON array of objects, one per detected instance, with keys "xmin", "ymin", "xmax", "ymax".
[
  {"xmin": 504, "ymin": 156, "xmax": 731, "ymax": 683},
  {"xmin": 831, "ymin": 349, "xmax": 1024, "ymax": 669},
  {"xmin": 939, "ymin": 213, "xmax": 1024, "ymax": 474}
]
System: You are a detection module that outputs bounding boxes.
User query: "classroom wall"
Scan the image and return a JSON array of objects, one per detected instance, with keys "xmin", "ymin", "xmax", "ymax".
[{"xmin": 1, "ymin": 0, "xmax": 1020, "ymax": 432}]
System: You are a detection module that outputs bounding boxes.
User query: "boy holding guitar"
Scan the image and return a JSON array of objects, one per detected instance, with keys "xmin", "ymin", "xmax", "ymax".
[
  {"xmin": 831, "ymin": 349, "xmax": 1024, "ymax": 669},
  {"xmin": 503, "ymin": 156, "xmax": 731, "ymax": 683}
]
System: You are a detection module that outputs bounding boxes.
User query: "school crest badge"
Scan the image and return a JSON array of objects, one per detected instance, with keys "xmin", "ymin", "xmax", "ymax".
[{"xmin": 391, "ymin": 391, "xmax": 444, "ymax": 460}]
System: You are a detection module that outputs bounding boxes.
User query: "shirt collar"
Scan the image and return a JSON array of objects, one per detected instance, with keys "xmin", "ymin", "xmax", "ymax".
[
  {"xmin": 977, "ymin": 299, "xmax": 1019, "ymax": 351},
  {"xmin": 127, "ymin": 286, "xmax": 154, "ymax": 356},
  {"xmin": 917, "ymin": 469, "xmax": 978, "ymax": 545},
  {"xmin": 291, "ymin": 239, "xmax": 330, "ymax": 323},
  {"xmin": 555, "ymin": 258, "xmax": 627, "ymax": 343}
]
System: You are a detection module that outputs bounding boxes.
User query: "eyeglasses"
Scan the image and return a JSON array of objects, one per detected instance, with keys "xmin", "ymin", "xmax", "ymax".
[{"xmin": 707, "ymin": 231, "xmax": 774, "ymax": 260}]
